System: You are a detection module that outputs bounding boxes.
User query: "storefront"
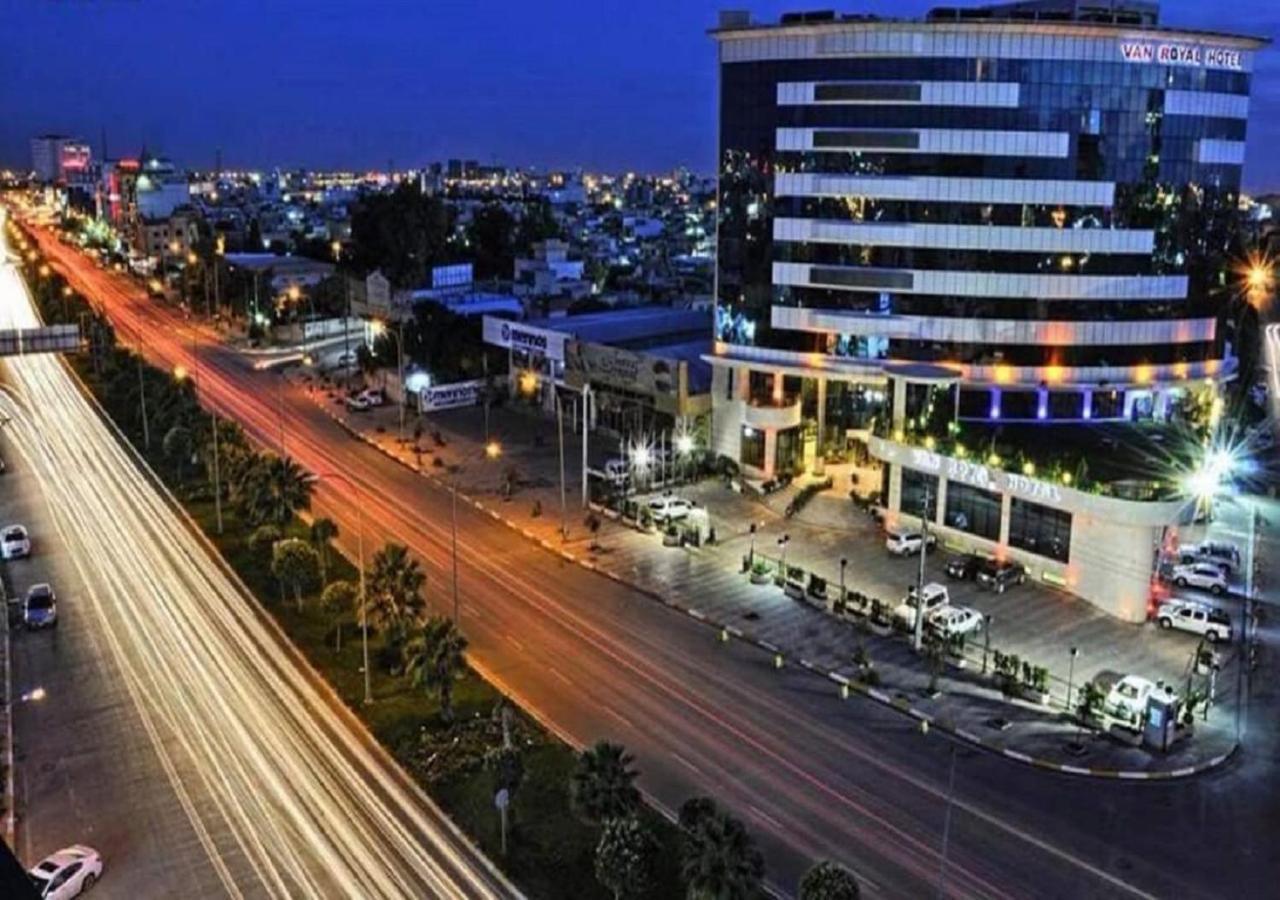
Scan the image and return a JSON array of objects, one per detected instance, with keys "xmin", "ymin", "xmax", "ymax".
[{"xmin": 872, "ymin": 435, "xmax": 1191, "ymax": 622}]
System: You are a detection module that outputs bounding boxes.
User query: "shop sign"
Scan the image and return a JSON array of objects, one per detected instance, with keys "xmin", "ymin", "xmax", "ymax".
[
  {"xmin": 482, "ymin": 316, "xmax": 565, "ymax": 362},
  {"xmin": 420, "ymin": 379, "xmax": 483, "ymax": 412},
  {"xmin": 563, "ymin": 339, "xmax": 680, "ymax": 398},
  {"xmin": 1006, "ymin": 473, "xmax": 1063, "ymax": 505}
]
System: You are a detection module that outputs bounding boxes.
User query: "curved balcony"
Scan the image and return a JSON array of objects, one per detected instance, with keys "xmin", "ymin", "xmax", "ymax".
[{"xmin": 743, "ymin": 397, "xmax": 802, "ymax": 431}]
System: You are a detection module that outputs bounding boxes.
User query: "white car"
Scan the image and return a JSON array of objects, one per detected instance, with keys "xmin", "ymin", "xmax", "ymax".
[
  {"xmin": 2, "ymin": 523, "xmax": 30, "ymax": 559},
  {"xmin": 885, "ymin": 529, "xmax": 937, "ymax": 557},
  {"xmin": 28, "ymin": 845, "xmax": 103, "ymax": 899},
  {"xmin": 1105, "ymin": 675, "xmax": 1175, "ymax": 726},
  {"xmin": 344, "ymin": 394, "xmax": 371, "ymax": 412},
  {"xmin": 647, "ymin": 496, "xmax": 693, "ymax": 521},
  {"xmin": 1156, "ymin": 599, "xmax": 1232, "ymax": 643},
  {"xmin": 892, "ymin": 582, "xmax": 950, "ymax": 630},
  {"xmin": 1171, "ymin": 562, "xmax": 1229, "ymax": 596},
  {"xmin": 927, "ymin": 604, "xmax": 984, "ymax": 638},
  {"xmin": 358, "ymin": 389, "xmax": 386, "ymax": 407}
]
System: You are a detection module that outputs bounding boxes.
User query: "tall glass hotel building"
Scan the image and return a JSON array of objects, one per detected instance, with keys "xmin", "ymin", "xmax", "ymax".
[{"xmin": 707, "ymin": 2, "xmax": 1266, "ymax": 617}]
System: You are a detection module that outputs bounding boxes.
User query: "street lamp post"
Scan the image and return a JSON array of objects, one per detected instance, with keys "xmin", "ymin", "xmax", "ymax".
[
  {"xmin": 839, "ymin": 556, "xmax": 848, "ymax": 606},
  {"xmin": 983, "ymin": 614, "xmax": 994, "ymax": 676},
  {"xmin": 920, "ymin": 721, "xmax": 959, "ymax": 900},
  {"xmin": 748, "ymin": 523, "xmax": 757, "ymax": 568},
  {"xmin": 557, "ymin": 394, "xmax": 567, "ymax": 541},
  {"xmin": 450, "ymin": 440, "xmax": 502, "ymax": 623},
  {"xmin": 188, "ymin": 320, "xmax": 223, "ymax": 535},
  {"xmin": 1066, "ymin": 646, "xmax": 1079, "ymax": 713},
  {"xmin": 311, "ymin": 471, "xmax": 372, "ymax": 704},
  {"xmin": 777, "ymin": 534, "xmax": 790, "ymax": 579},
  {"xmin": 371, "ymin": 318, "xmax": 406, "ymax": 445},
  {"xmin": 913, "ymin": 489, "xmax": 933, "ymax": 653}
]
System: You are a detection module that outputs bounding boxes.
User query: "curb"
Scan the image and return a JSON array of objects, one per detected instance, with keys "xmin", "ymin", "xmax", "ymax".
[
  {"xmin": 1, "ymin": 577, "xmax": 13, "ymax": 847},
  {"xmin": 307, "ymin": 384, "xmax": 1239, "ymax": 782}
]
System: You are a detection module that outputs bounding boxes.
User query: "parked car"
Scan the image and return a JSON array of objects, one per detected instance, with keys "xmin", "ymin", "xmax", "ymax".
[
  {"xmin": 647, "ymin": 496, "xmax": 693, "ymax": 521},
  {"xmin": 1171, "ymin": 562, "xmax": 1229, "ymax": 595},
  {"xmin": 944, "ymin": 553, "xmax": 985, "ymax": 580},
  {"xmin": 358, "ymin": 388, "xmax": 386, "ymax": 407},
  {"xmin": 1, "ymin": 524, "xmax": 31, "ymax": 559},
  {"xmin": 27, "ymin": 844, "xmax": 103, "ymax": 899},
  {"xmin": 1156, "ymin": 599, "xmax": 1232, "ymax": 643},
  {"xmin": 927, "ymin": 604, "xmax": 984, "ymax": 638},
  {"xmin": 976, "ymin": 559, "xmax": 1027, "ymax": 594},
  {"xmin": 885, "ymin": 529, "xmax": 937, "ymax": 557},
  {"xmin": 344, "ymin": 394, "xmax": 371, "ymax": 412},
  {"xmin": 1105, "ymin": 675, "xmax": 1175, "ymax": 726},
  {"xmin": 23, "ymin": 584, "xmax": 58, "ymax": 629},
  {"xmin": 892, "ymin": 582, "xmax": 950, "ymax": 630},
  {"xmin": 1183, "ymin": 540, "xmax": 1241, "ymax": 574}
]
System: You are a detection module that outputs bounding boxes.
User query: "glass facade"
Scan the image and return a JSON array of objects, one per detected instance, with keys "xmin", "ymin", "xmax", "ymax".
[
  {"xmin": 945, "ymin": 482, "xmax": 1003, "ymax": 540},
  {"xmin": 901, "ymin": 467, "xmax": 940, "ymax": 519},
  {"xmin": 714, "ymin": 15, "xmax": 1258, "ymax": 394},
  {"xmin": 1009, "ymin": 499, "xmax": 1073, "ymax": 562}
]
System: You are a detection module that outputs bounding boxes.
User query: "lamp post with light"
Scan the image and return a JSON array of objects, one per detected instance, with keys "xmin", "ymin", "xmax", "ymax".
[
  {"xmin": 451, "ymin": 440, "xmax": 502, "ymax": 623},
  {"xmin": 371, "ymin": 318, "xmax": 406, "ymax": 444}
]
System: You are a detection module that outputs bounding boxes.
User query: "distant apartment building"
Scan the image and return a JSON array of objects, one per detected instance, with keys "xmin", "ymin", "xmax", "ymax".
[
  {"xmin": 513, "ymin": 240, "xmax": 590, "ymax": 302},
  {"xmin": 30, "ymin": 134, "xmax": 91, "ymax": 183}
]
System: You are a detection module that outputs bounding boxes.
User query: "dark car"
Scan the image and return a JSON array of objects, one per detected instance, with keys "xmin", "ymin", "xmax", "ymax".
[
  {"xmin": 976, "ymin": 559, "xmax": 1027, "ymax": 594},
  {"xmin": 944, "ymin": 553, "xmax": 985, "ymax": 581}
]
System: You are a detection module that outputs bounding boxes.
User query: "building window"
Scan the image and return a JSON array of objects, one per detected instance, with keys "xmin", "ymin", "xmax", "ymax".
[
  {"xmin": 740, "ymin": 426, "xmax": 765, "ymax": 469},
  {"xmin": 1009, "ymin": 499, "xmax": 1072, "ymax": 563},
  {"xmin": 901, "ymin": 468, "xmax": 939, "ymax": 519},
  {"xmin": 726, "ymin": 368, "xmax": 735, "ymax": 401},
  {"xmin": 945, "ymin": 482, "xmax": 1002, "ymax": 541},
  {"xmin": 1092, "ymin": 389, "xmax": 1125, "ymax": 419}
]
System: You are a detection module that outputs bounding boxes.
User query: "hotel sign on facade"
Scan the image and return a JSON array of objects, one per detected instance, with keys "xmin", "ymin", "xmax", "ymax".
[
  {"xmin": 902, "ymin": 446, "xmax": 1065, "ymax": 506},
  {"xmin": 1119, "ymin": 41, "xmax": 1243, "ymax": 70}
]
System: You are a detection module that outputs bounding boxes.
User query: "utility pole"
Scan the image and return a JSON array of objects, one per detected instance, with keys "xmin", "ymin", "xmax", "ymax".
[
  {"xmin": 581, "ymin": 384, "xmax": 590, "ymax": 507},
  {"xmin": 913, "ymin": 488, "xmax": 932, "ymax": 653},
  {"xmin": 451, "ymin": 469, "xmax": 460, "ymax": 623},
  {"xmin": 557, "ymin": 394, "xmax": 567, "ymax": 540},
  {"xmin": 137, "ymin": 353, "xmax": 150, "ymax": 451}
]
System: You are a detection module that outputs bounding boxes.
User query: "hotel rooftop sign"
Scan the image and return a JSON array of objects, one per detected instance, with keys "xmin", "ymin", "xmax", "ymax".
[{"xmin": 1119, "ymin": 41, "xmax": 1243, "ymax": 70}]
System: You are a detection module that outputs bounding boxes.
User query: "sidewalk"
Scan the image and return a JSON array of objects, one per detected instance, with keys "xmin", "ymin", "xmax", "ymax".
[{"xmin": 291, "ymin": 371, "xmax": 1243, "ymax": 779}]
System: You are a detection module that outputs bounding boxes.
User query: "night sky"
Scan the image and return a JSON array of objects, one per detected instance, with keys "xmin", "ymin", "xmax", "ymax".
[{"xmin": 1, "ymin": 1, "xmax": 1276, "ymax": 188}]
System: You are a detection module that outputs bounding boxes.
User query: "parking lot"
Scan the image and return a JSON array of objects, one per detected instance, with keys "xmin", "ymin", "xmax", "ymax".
[{"xmin": 639, "ymin": 478, "xmax": 1242, "ymax": 706}]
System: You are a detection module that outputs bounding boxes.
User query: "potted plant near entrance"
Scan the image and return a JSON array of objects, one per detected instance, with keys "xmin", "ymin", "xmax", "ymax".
[
  {"xmin": 662, "ymin": 523, "xmax": 681, "ymax": 547},
  {"xmin": 805, "ymin": 574, "xmax": 829, "ymax": 609},
  {"xmin": 749, "ymin": 559, "xmax": 773, "ymax": 585},
  {"xmin": 868, "ymin": 598, "xmax": 893, "ymax": 636}
]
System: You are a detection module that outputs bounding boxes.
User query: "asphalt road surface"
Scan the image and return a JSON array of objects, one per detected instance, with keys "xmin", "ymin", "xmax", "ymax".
[
  {"xmin": 28, "ymin": 218, "xmax": 1280, "ymax": 899},
  {"xmin": 1, "ymin": 216, "xmax": 517, "ymax": 899}
]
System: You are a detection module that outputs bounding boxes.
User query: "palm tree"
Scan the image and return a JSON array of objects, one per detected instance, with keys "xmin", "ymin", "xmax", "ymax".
[
  {"xmin": 320, "ymin": 580, "xmax": 357, "ymax": 651},
  {"xmin": 799, "ymin": 861, "xmax": 860, "ymax": 900},
  {"xmin": 271, "ymin": 538, "xmax": 320, "ymax": 610},
  {"xmin": 679, "ymin": 808, "xmax": 765, "ymax": 900},
  {"xmin": 243, "ymin": 454, "xmax": 313, "ymax": 526},
  {"xmin": 365, "ymin": 542, "xmax": 428, "ymax": 639},
  {"xmin": 570, "ymin": 741, "xmax": 640, "ymax": 826},
  {"xmin": 595, "ymin": 816, "xmax": 659, "ymax": 900},
  {"xmin": 402, "ymin": 615, "xmax": 468, "ymax": 720},
  {"xmin": 309, "ymin": 517, "xmax": 339, "ymax": 583}
]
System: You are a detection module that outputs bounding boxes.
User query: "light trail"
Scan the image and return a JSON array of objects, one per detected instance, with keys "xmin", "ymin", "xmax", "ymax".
[{"xmin": 0, "ymin": 213, "xmax": 517, "ymax": 899}]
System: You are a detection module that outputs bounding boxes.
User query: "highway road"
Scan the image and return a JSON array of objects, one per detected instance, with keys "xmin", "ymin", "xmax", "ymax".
[
  {"xmin": 27, "ymin": 218, "xmax": 1280, "ymax": 899},
  {"xmin": 0, "ymin": 215, "xmax": 517, "ymax": 899}
]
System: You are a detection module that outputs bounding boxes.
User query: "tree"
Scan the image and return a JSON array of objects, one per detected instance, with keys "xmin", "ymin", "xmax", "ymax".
[
  {"xmin": 365, "ymin": 542, "xmax": 428, "ymax": 640},
  {"xmin": 309, "ymin": 517, "xmax": 339, "ymax": 583},
  {"xmin": 162, "ymin": 424, "xmax": 194, "ymax": 480},
  {"xmin": 402, "ymin": 615, "xmax": 468, "ymax": 720},
  {"xmin": 248, "ymin": 524, "xmax": 283, "ymax": 555},
  {"xmin": 242, "ymin": 454, "xmax": 313, "ymax": 526},
  {"xmin": 679, "ymin": 806, "xmax": 765, "ymax": 900},
  {"xmin": 320, "ymin": 580, "xmax": 358, "ymax": 652},
  {"xmin": 570, "ymin": 741, "xmax": 641, "ymax": 826},
  {"xmin": 466, "ymin": 202, "xmax": 518, "ymax": 280},
  {"xmin": 799, "ymin": 861, "xmax": 860, "ymax": 900},
  {"xmin": 271, "ymin": 538, "xmax": 320, "ymax": 610},
  {"xmin": 595, "ymin": 816, "xmax": 659, "ymax": 900},
  {"xmin": 349, "ymin": 183, "xmax": 454, "ymax": 289}
]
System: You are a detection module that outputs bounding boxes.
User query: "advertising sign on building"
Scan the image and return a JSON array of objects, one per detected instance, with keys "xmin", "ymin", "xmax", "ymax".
[
  {"xmin": 481, "ymin": 316, "xmax": 566, "ymax": 362},
  {"xmin": 563, "ymin": 339, "xmax": 682, "ymax": 399},
  {"xmin": 420, "ymin": 379, "xmax": 484, "ymax": 412}
]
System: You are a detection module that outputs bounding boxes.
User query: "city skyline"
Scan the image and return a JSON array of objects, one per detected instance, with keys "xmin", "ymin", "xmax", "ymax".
[{"xmin": 3, "ymin": 0, "xmax": 1279, "ymax": 189}]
